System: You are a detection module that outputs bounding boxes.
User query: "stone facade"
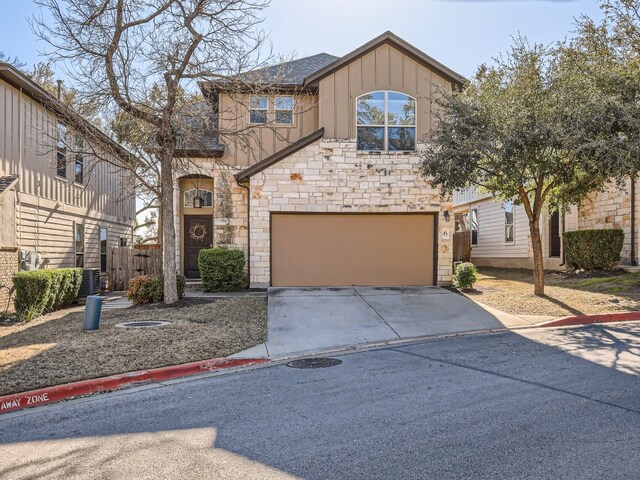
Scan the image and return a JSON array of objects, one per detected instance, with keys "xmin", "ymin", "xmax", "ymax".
[
  {"xmin": 0, "ymin": 248, "xmax": 17, "ymax": 313},
  {"xmin": 174, "ymin": 161, "xmax": 249, "ymax": 276},
  {"xmin": 578, "ymin": 178, "xmax": 638, "ymax": 264},
  {"xmin": 247, "ymin": 139, "xmax": 454, "ymax": 288}
]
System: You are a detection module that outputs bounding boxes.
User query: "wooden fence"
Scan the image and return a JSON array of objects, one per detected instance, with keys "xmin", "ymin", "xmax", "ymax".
[
  {"xmin": 453, "ymin": 231, "xmax": 471, "ymax": 263},
  {"xmin": 108, "ymin": 246, "xmax": 162, "ymax": 291}
]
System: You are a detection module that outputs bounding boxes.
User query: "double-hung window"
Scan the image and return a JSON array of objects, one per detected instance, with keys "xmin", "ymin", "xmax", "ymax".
[
  {"xmin": 249, "ymin": 96, "xmax": 268, "ymax": 124},
  {"xmin": 56, "ymin": 122, "xmax": 67, "ymax": 178},
  {"xmin": 74, "ymin": 223, "xmax": 85, "ymax": 268},
  {"xmin": 470, "ymin": 208, "xmax": 479, "ymax": 246},
  {"xmin": 74, "ymin": 135, "xmax": 84, "ymax": 184},
  {"xmin": 357, "ymin": 91, "xmax": 416, "ymax": 151},
  {"xmin": 274, "ymin": 96, "xmax": 294, "ymax": 125},
  {"xmin": 504, "ymin": 201, "xmax": 514, "ymax": 243},
  {"xmin": 100, "ymin": 227, "xmax": 108, "ymax": 273}
]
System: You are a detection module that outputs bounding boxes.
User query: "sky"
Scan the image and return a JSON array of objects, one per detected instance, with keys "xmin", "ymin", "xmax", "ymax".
[{"xmin": 0, "ymin": 0, "xmax": 604, "ymax": 79}]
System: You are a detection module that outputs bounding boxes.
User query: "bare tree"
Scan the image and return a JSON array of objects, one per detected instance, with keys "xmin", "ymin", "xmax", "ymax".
[{"xmin": 32, "ymin": 0, "xmax": 270, "ymax": 303}]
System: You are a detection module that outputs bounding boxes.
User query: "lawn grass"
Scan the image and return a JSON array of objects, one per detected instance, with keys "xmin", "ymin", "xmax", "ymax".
[
  {"xmin": 467, "ymin": 267, "xmax": 640, "ymax": 317},
  {"xmin": 0, "ymin": 297, "xmax": 267, "ymax": 396}
]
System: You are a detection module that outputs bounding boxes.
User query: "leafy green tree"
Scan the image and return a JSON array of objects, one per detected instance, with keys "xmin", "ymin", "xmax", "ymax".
[{"xmin": 421, "ymin": 37, "xmax": 629, "ymax": 295}]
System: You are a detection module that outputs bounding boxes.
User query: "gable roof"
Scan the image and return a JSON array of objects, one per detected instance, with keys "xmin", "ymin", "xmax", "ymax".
[
  {"xmin": 242, "ymin": 53, "xmax": 340, "ymax": 86},
  {"xmin": 235, "ymin": 128, "xmax": 324, "ymax": 181},
  {"xmin": 303, "ymin": 31, "xmax": 466, "ymax": 88},
  {"xmin": 0, "ymin": 63, "xmax": 136, "ymax": 165}
]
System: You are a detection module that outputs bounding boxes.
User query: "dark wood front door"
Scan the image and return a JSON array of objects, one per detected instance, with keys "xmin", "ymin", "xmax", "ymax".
[
  {"xmin": 549, "ymin": 211, "xmax": 561, "ymax": 258},
  {"xmin": 184, "ymin": 215, "xmax": 213, "ymax": 278}
]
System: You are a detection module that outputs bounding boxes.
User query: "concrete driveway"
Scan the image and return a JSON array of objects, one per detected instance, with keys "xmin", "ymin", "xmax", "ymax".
[{"xmin": 234, "ymin": 286, "xmax": 507, "ymax": 358}]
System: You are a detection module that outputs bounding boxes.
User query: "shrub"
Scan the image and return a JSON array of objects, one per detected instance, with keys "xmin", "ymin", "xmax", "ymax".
[
  {"xmin": 12, "ymin": 268, "xmax": 83, "ymax": 321},
  {"xmin": 126, "ymin": 274, "xmax": 186, "ymax": 305},
  {"xmin": 13, "ymin": 271, "xmax": 53, "ymax": 321},
  {"xmin": 452, "ymin": 262, "xmax": 478, "ymax": 289},
  {"xmin": 563, "ymin": 229, "xmax": 624, "ymax": 270},
  {"xmin": 198, "ymin": 248, "xmax": 245, "ymax": 292}
]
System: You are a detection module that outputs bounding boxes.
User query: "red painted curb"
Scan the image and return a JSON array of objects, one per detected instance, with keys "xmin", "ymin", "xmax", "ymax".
[
  {"xmin": 539, "ymin": 311, "xmax": 640, "ymax": 328},
  {"xmin": 0, "ymin": 357, "xmax": 269, "ymax": 415}
]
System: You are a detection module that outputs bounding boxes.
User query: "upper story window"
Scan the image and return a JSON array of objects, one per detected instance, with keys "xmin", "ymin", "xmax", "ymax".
[
  {"xmin": 356, "ymin": 91, "xmax": 416, "ymax": 152},
  {"xmin": 184, "ymin": 189, "xmax": 213, "ymax": 208},
  {"xmin": 249, "ymin": 96, "xmax": 268, "ymax": 124},
  {"xmin": 74, "ymin": 135, "xmax": 84, "ymax": 184},
  {"xmin": 56, "ymin": 122, "xmax": 67, "ymax": 178},
  {"xmin": 274, "ymin": 96, "xmax": 294, "ymax": 125}
]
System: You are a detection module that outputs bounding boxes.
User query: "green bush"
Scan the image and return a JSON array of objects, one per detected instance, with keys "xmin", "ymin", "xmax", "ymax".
[
  {"xmin": 198, "ymin": 248, "xmax": 245, "ymax": 292},
  {"xmin": 126, "ymin": 274, "xmax": 186, "ymax": 305},
  {"xmin": 12, "ymin": 268, "xmax": 83, "ymax": 321},
  {"xmin": 563, "ymin": 229, "xmax": 624, "ymax": 270},
  {"xmin": 453, "ymin": 262, "xmax": 478, "ymax": 289}
]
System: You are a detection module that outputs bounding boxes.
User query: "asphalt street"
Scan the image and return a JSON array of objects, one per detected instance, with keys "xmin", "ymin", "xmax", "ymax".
[{"xmin": 2, "ymin": 323, "xmax": 640, "ymax": 479}]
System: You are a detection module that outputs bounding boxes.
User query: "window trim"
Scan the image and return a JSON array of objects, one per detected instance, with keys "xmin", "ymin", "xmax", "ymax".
[
  {"xmin": 74, "ymin": 222, "xmax": 85, "ymax": 268},
  {"xmin": 470, "ymin": 207, "xmax": 479, "ymax": 246},
  {"xmin": 100, "ymin": 227, "xmax": 108, "ymax": 273},
  {"xmin": 56, "ymin": 121, "xmax": 67, "ymax": 179},
  {"xmin": 356, "ymin": 90, "xmax": 417, "ymax": 152},
  {"xmin": 74, "ymin": 135, "xmax": 84, "ymax": 185},
  {"xmin": 249, "ymin": 95, "xmax": 268, "ymax": 125},
  {"xmin": 274, "ymin": 95, "xmax": 295, "ymax": 126},
  {"xmin": 504, "ymin": 201, "xmax": 515, "ymax": 244}
]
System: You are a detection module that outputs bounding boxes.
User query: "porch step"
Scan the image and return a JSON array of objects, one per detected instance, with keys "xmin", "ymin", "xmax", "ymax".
[{"xmin": 185, "ymin": 280, "xmax": 203, "ymax": 289}]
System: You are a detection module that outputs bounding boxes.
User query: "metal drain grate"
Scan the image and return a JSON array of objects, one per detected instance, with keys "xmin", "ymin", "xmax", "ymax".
[
  {"xmin": 115, "ymin": 321, "xmax": 170, "ymax": 328},
  {"xmin": 287, "ymin": 358, "xmax": 342, "ymax": 369}
]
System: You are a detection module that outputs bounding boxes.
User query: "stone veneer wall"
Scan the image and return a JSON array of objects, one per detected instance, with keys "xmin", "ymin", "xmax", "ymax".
[
  {"xmin": 577, "ymin": 178, "xmax": 638, "ymax": 264},
  {"xmin": 0, "ymin": 248, "xmax": 17, "ymax": 313},
  {"xmin": 248, "ymin": 139, "xmax": 454, "ymax": 288}
]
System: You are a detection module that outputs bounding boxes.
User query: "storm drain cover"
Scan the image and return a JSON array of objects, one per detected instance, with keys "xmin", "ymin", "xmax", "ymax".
[
  {"xmin": 287, "ymin": 358, "xmax": 342, "ymax": 369},
  {"xmin": 115, "ymin": 321, "xmax": 170, "ymax": 328}
]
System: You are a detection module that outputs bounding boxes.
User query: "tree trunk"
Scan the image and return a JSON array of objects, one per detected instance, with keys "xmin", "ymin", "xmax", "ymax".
[
  {"xmin": 159, "ymin": 144, "xmax": 178, "ymax": 304},
  {"xmin": 530, "ymin": 220, "xmax": 545, "ymax": 296}
]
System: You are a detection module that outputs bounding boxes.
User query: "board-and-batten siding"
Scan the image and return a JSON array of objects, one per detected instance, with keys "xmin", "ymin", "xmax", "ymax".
[
  {"xmin": 218, "ymin": 92, "xmax": 319, "ymax": 167},
  {"xmin": 0, "ymin": 76, "xmax": 135, "ymax": 268},
  {"xmin": 471, "ymin": 201, "xmax": 530, "ymax": 259},
  {"xmin": 318, "ymin": 43, "xmax": 451, "ymax": 140}
]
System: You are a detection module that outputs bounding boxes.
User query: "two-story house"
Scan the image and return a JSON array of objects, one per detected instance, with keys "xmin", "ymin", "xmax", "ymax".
[
  {"xmin": 171, "ymin": 32, "xmax": 465, "ymax": 288},
  {"xmin": 0, "ymin": 63, "xmax": 136, "ymax": 307}
]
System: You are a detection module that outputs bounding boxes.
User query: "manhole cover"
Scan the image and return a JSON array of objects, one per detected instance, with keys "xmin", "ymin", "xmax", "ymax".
[
  {"xmin": 287, "ymin": 358, "xmax": 342, "ymax": 369},
  {"xmin": 115, "ymin": 321, "xmax": 170, "ymax": 328}
]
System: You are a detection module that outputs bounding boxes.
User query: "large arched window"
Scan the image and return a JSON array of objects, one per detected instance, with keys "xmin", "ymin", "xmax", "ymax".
[
  {"xmin": 184, "ymin": 189, "xmax": 213, "ymax": 208},
  {"xmin": 356, "ymin": 91, "xmax": 416, "ymax": 151}
]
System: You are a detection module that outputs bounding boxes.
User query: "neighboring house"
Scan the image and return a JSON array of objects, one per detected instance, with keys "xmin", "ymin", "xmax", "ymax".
[
  {"xmin": 0, "ymin": 63, "xmax": 136, "ymax": 307},
  {"xmin": 453, "ymin": 180, "xmax": 637, "ymax": 270},
  {"xmin": 172, "ymin": 31, "xmax": 465, "ymax": 288}
]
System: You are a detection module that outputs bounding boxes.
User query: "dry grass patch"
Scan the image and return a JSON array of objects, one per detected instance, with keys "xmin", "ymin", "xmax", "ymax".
[
  {"xmin": 0, "ymin": 297, "xmax": 267, "ymax": 396},
  {"xmin": 466, "ymin": 267, "xmax": 640, "ymax": 317}
]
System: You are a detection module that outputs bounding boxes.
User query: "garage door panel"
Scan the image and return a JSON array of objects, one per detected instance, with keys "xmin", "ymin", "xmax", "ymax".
[{"xmin": 271, "ymin": 214, "xmax": 435, "ymax": 287}]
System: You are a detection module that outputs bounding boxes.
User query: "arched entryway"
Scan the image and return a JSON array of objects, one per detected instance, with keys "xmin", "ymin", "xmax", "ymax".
[{"xmin": 179, "ymin": 174, "xmax": 214, "ymax": 278}]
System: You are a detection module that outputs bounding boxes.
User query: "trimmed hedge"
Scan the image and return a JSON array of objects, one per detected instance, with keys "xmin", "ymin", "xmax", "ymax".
[
  {"xmin": 563, "ymin": 228, "xmax": 624, "ymax": 270},
  {"xmin": 453, "ymin": 262, "xmax": 478, "ymax": 289},
  {"xmin": 198, "ymin": 248, "xmax": 245, "ymax": 292},
  {"xmin": 126, "ymin": 274, "xmax": 186, "ymax": 305},
  {"xmin": 13, "ymin": 268, "xmax": 83, "ymax": 321}
]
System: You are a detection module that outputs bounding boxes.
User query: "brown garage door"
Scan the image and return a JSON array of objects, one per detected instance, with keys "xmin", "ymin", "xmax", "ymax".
[{"xmin": 271, "ymin": 214, "xmax": 435, "ymax": 287}]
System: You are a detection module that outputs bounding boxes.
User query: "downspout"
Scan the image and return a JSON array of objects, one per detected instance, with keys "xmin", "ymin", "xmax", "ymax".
[
  {"xmin": 236, "ymin": 178, "xmax": 251, "ymax": 285},
  {"xmin": 559, "ymin": 204, "xmax": 566, "ymax": 267},
  {"xmin": 631, "ymin": 173, "xmax": 637, "ymax": 265}
]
